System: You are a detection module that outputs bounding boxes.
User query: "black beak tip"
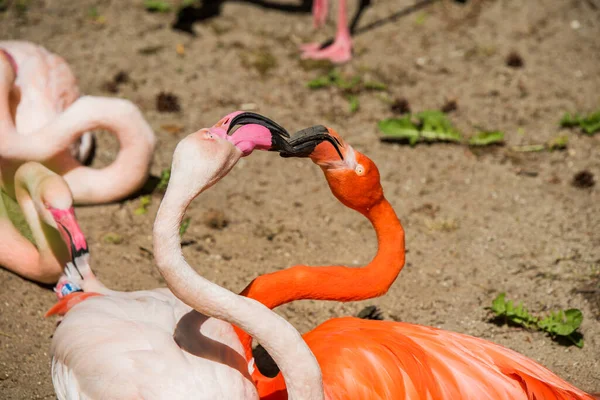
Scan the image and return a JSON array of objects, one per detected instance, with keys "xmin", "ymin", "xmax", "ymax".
[
  {"xmin": 227, "ymin": 112, "xmax": 290, "ymax": 138},
  {"xmin": 273, "ymin": 125, "xmax": 344, "ymax": 160}
]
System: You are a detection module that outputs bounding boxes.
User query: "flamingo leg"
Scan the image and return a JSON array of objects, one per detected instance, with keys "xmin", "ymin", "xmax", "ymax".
[
  {"xmin": 312, "ymin": 0, "xmax": 329, "ymax": 28},
  {"xmin": 301, "ymin": 0, "xmax": 353, "ymax": 63}
]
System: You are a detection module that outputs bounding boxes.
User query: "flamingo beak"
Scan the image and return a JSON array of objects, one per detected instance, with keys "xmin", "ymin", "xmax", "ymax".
[
  {"xmin": 276, "ymin": 125, "xmax": 345, "ymax": 161},
  {"xmin": 205, "ymin": 111, "xmax": 291, "ymax": 157},
  {"xmin": 205, "ymin": 112, "xmax": 345, "ymax": 161},
  {"xmin": 48, "ymin": 207, "xmax": 89, "ymax": 268}
]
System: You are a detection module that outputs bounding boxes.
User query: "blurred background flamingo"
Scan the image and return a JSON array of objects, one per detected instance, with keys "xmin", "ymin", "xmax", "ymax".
[
  {"xmin": 46, "ymin": 115, "xmax": 324, "ymax": 400},
  {"xmin": 0, "ymin": 41, "xmax": 156, "ymax": 205},
  {"xmin": 0, "ymin": 161, "xmax": 89, "ymax": 284},
  {"xmin": 236, "ymin": 125, "xmax": 597, "ymax": 400}
]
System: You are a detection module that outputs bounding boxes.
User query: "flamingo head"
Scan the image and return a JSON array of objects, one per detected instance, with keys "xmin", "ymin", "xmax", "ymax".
[
  {"xmin": 165, "ymin": 112, "xmax": 291, "ymax": 204},
  {"xmin": 276, "ymin": 125, "xmax": 384, "ymax": 214},
  {"xmin": 28, "ymin": 171, "xmax": 89, "ymax": 261},
  {"xmin": 30, "ymin": 173, "xmax": 91, "ymax": 282}
]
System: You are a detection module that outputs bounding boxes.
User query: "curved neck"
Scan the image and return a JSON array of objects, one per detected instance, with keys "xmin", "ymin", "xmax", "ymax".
[
  {"xmin": 237, "ymin": 195, "xmax": 405, "ymax": 370},
  {"xmin": 14, "ymin": 175, "xmax": 70, "ymax": 267},
  {"xmin": 0, "ymin": 95, "xmax": 155, "ymax": 204},
  {"xmin": 241, "ymin": 196, "xmax": 404, "ymax": 305},
  {"xmin": 153, "ymin": 179, "xmax": 324, "ymax": 400},
  {"xmin": 0, "ymin": 193, "xmax": 50, "ymax": 283}
]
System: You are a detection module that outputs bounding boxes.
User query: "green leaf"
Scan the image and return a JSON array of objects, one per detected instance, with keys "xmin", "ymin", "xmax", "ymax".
[
  {"xmin": 547, "ymin": 135, "xmax": 568, "ymax": 151},
  {"xmin": 363, "ymin": 80, "xmax": 388, "ymax": 91},
  {"xmin": 560, "ymin": 112, "xmax": 580, "ymax": 128},
  {"xmin": 103, "ymin": 232, "xmax": 123, "ymax": 244},
  {"xmin": 156, "ymin": 168, "xmax": 171, "ymax": 192},
  {"xmin": 87, "ymin": 6, "xmax": 99, "ymax": 18},
  {"xmin": 511, "ymin": 144, "xmax": 546, "ymax": 153},
  {"xmin": 488, "ymin": 293, "xmax": 584, "ymax": 348},
  {"xmin": 415, "ymin": 12, "xmax": 427, "ymax": 25},
  {"xmin": 134, "ymin": 195, "xmax": 152, "ymax": 215},
  {"xmin": 491, "ymin": 293, "xmax": 507, "ymax": 314},
  {"xmin": 469, "ymin": 131, "xmax": 505, "ymax": 146},
  {"xmin": 306, "ymin": 76, "xmax": 330, "ymax": 89},
  {"xmin": 568, "ymin": 332, "xmax": 584, "ymax": 348},
  {"xmin": 417, "ymin": 110, "xmax": 463, "ymax": 143},
  {"xmin": 348, "ymin": 96, "xmax": 359, "ymax": 113},
  {"xmin": 560, "ymin": 110, "xmax": 600, "ymax": 135},
  {"xmin": 144, "ymin": 0, "xmax": 172, "ymax": 13},
  {"xmin": 179, "ymin": 217, "xmax": 191, "ymax": 237},
  {"xmin": 579, "ymin": 111, "xmax": 600, "ymax": 135},
  {"xmin": 378, "ymin": 117, "xmax": 420, "ymax": 146},
  {"xmin": 336, "ymin": 75, "xmax": 362, "ymax": 91},
  {"xmin": 564, "ymin": 309, "xmax": 583, "ymax": 329}
]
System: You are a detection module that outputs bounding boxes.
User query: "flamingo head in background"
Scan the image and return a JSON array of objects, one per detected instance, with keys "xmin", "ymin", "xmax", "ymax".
[
  {"xmin": 276, "ymin": 125, "xmax": 384, "ymax": 215},
  {"xmin": 15, "ymin": 163, "xmax": 90, "ymax": 274},
  {"xmin": 32, "ymin": 172, "xmax": 90, "ymax": 297}
]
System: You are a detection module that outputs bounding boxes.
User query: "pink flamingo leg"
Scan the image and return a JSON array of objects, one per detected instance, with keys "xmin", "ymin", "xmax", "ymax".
[
  {"xmin": 312, "ymin": 0, "xmax": 329, "ymax": 28},
  {"xmin": 301, "ymin": 0, "xmax": 352, "ymax": 63}
]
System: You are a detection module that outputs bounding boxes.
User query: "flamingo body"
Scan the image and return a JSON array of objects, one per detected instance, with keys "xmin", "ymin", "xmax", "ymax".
[
  {"xmin": 302, "ymin": 317, "xmax": 594, "ymax": 400},
  {"xmin": 253, "ymin": 316, "xmax": 596, "ymax": 400},
  {"xmin": 0, "ymin": 40, "xmax": 156, "ymax": 204},
  {"xmin": 52, "ymin": 289, "xmax": 257, "ymax": 400}
]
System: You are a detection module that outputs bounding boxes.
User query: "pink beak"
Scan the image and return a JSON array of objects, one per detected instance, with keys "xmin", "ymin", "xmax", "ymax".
[
  {"xmin": 49, "ymin": 207, "xmax": 88, "ymax": 259},
  {"xmin": 207, "ymin": 111, "xmax": 289, "ymax": 156}
]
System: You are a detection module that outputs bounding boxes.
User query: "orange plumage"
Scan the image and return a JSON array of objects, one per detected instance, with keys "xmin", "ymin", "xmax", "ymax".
[{"xmin": 237, "ymin": 127, "xmax": 595, "ymax": 400}]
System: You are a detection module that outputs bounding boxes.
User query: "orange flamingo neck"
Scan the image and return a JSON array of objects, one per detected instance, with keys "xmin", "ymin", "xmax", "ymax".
[{"xmin": 235, "ymin": 195, "xmax": 405, "ymax": 391}]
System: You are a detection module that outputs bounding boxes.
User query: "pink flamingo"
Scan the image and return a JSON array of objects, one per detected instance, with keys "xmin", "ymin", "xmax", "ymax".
[
  {"xmin": 301, "ymin": 0, "xmax": 353, "ymax": 63},
  {"xmin": 235, "ymin": 125, "xmax": 597, "ymax": 399},
  {"xmin": 46, "ymin": 114, "xmax": 324, "ymax": 400},
  {"xmin": 0, "ymin": 161, "xmax": 89, "ymax": 283},
  {"xmin": 0, "ymin": 41, "xmax": 156, "ymax": 205}
]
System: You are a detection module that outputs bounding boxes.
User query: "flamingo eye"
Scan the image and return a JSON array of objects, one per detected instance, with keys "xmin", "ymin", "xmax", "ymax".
[{"xmin": 355, "ymin": 164, "xmax": 365, "ymax": 176}]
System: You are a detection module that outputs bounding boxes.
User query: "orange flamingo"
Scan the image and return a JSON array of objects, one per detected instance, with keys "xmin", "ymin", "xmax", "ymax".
[{"xmin": 237, "ymin": 125, "xmax": 597, "ymax": 400}]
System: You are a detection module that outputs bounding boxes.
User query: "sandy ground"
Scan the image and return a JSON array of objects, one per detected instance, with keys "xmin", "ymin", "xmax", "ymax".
[{"xmin": 1, "ymin": 0, "xmax": 599, "ymax": 398}]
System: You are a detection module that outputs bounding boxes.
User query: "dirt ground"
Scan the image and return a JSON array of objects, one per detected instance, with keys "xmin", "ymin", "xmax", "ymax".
[{"xmin": 1, "ymin": 0, "xmax": 599, "ymax": 398}]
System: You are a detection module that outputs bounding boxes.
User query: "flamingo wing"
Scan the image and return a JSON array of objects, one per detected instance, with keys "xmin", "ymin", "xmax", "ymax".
[
  {"xmin": 51, "ymin": 290, "xmax": 258, "ymax": 400},
  {"xmin": 302, "ymin": 317, "xmax": 593, "ymax": 400}
]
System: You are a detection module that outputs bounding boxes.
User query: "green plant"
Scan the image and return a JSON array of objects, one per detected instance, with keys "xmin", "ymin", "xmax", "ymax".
[
  {"xmin": 378, "ymin": 111, "xmax": 463, "ymax": 145},
  {"xmin": 348, "ymin": 95, "xmax": 359, "ymax": 113},
  {"xmin": 306, "ymin": 70, "xmax": 386, "ymax": 92},
  {"xmin": 468, "ymin": 131, "xmax": 505, "ymax": 146},
  {"xmin": 307, "ymin": 69, "xmax": 386, "ymax": 113},
  {"xmin": 547, "ymin": 135, "xmax": 569, "ymax": 151},
  {"xmin": 180, "ymin": 217, "xmax": 191, "ymax": 237},
  {"xmin": 488, "ymin": 293, "xmax": 584, "ymax": 348},
  {"xmin": 560, "ymin": 110, "xmax": 600, "ymax": 135},
  {"xmin": 156, "ymin": 168, "xmax": 171, "ymax": 192},
  {"xmin": 143, "ymin": 0, "xmax": 172, "ymax": 13},
  {"xmin": 134, "ymin": 195, "xmax": 152, "ymax": 215}
]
